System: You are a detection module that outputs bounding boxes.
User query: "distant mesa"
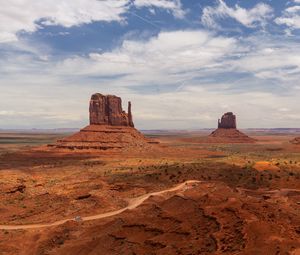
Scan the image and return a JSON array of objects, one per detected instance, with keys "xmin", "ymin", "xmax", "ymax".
[
  {"xmin": 48, "ymin": 93, "xmax": 158, "ymax": 151},
  {"xmin": 290, "ymin": 137, "xmax": 300, "ymax": 145},
  {"xmin": 208, "ymin": 112, "xmax": 256, "ymax": 143}
]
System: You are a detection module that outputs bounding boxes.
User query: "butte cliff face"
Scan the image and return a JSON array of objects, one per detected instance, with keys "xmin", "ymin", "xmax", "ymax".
[
  {"xmin": 89, "ymin": 93, "xmax": 134, "ymax": 127},
  {"xmin": 218, "ymin": 112, "xmax": 236, "ymax": 129},
  {"xmin": 209, "ymin": 112, "xmax": 255, "ymax": 143},
  {"xmin": 49, "ymin": 93, "xmax": 157, "ymax": 152}
]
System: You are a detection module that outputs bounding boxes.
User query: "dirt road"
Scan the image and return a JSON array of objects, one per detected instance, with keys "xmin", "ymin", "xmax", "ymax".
[{"xmin": 0, "ymin": 180, "xmax": 200, "ymax": 230}]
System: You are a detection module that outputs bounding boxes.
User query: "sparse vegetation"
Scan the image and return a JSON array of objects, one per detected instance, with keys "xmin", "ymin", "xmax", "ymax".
[{"xmin": 0, "ymin": 131, "xmax": 299, "ymax": 254}]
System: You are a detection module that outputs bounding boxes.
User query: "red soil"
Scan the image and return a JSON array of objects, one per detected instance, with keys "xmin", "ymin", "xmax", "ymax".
[
  {"xmin": 13, "ymin": 181, "xmax": 300, "ymax": 255},
  {"xmin": 253, "ymin": 161, "xmax": 280, "ymax": 171}
]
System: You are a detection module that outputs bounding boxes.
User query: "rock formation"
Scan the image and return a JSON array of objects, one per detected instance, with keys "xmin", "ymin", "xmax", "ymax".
[
  {"xmin": 291, "ymin": 137, "xmax": 300, "ymax": 145},
  {"xmin": 89, "ymin": 93, "xmax": 134, "ymax": 127},
  {"xmin": 48, "ymin": 93, "xmax": 158, "ymax": 151},
  {"xmin": 218, "ymin": 112, "xmax": 236, "ymax": 129},
  {"xmin": 208, "ymin": 112, "xmax": 255, "ymax": 143}
]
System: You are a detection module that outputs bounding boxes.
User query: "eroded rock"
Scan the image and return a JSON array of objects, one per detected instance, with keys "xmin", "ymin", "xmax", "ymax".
[
  {"xmin": 89, "ymin": 93, "xmax": 134, "ymax": 127},
  {"xmin": 47, "ymin": 93, "xmax": 158, "ymax": 151},
  {"xmin": 218, "ymin": 112, "xmax": 237, "ymax": 129},
  {"xmin": 291, "ymin": 137, "xmax": 300, "ymax": 145},
  {"xmin": 5, "ymin": 184, "xmax": 26, "ymax": 194},
  {"xmin": 209, "ymin": 112, "xmax": 255, "ymax": 143}
]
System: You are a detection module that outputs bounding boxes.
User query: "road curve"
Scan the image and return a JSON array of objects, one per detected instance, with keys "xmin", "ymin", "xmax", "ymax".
[{"xmin": 0, "ymin": 180, "xmax": 200, "ymax": 230}]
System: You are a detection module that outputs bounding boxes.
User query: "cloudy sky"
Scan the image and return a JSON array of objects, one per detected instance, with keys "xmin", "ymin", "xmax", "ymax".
[{"xmin": 0, "ymin": 0, "xmax": 300, "ymax": 129}]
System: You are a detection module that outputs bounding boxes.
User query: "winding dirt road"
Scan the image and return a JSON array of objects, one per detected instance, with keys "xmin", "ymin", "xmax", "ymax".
[{"xmin": 0, "ymin": 180, "xmax": 200, "ymax": 230}]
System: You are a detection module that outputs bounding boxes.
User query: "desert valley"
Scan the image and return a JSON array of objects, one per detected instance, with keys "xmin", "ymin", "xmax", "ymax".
[
  {"xmin": 0, "ymin": 94, "xmax": 299, "ymax": 255},
  {"xmin": 1, "ymin": 1, "xmax": 300, "ymax": 254}
]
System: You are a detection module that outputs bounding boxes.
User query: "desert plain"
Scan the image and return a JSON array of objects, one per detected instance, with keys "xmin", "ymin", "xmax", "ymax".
[{"xmin": 0, "ymin": 128, "xmax": 299, "ymax": 255}]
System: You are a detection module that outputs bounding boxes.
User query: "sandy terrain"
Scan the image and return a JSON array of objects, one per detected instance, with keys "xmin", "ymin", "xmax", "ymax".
[{"xmin": 0, "ymin": 130, "xmax": 299, "ymax": 254}]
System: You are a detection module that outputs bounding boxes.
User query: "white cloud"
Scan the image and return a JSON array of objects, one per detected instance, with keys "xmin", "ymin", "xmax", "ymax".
[
  {"xmin": 56, "ymin": 30, "xmax": 236, "ymax": 80},
  {"xmin": 134, "ymin": 0, "xmax": 185, "ymax": 18},
  {"xmin": 2, "ymin": 2, "xmax": 300, "ymax": 129},
  {"xmin": 1, "ymin": 29, "xmax": 300, "ymax": 129},
  {"xmin": 0, "ymin": 111, "xmax": 15, "ymax": 116},
  {"xmin": 0, "ymin": 29, "xmax": 239, "ymax": 128},
  {"xmin": 0, "ymin": 0, "xmax": 187, "ymax": 43},
  {"xmin": 55, "ymin": 30, "xmax": 300, "ymax": 128},
  {"xmin": 201, "ymin": 0, "xmax": 273, "ymax": 29},
  {"xmin": 0, "ymin": 0, "xmax": 130, "ymax": 43},
  {"xmin": 231, "ymin": 41, "xmax": 300, "ymax": 81},
  {"xmin": 275, "ymin": 2, "xmax": 300, "ymax": 30}
]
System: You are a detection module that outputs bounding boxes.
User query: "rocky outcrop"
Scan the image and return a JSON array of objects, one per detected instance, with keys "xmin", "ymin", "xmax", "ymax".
[
  {"xmin": 89, "ymin": 93, "xmax": 134, "ymax": 127},
  {"xmin": 128, "ymin": 101, "xmax": 134, "ymax": 128},
  {"xmin": 51, "ymin": 125, "xmax": 153, "ymax": 151},
  {"xmin": 48, "ymin": 93, "xmax": 158, "ymax": 152},
  {"xmin": 218, "ymin": 112, "xmax": 236, "ymax": 129},
  {"xmin": 291, "ymin": 137, "xmax": 300, "ymax": 145},
  {"xmin": 208, "ymin": 112, "xmax": 255, "ymax": 143},
  {"xmin": 209, "ymin": 128, "xmax": 256, "ymax": 143}
]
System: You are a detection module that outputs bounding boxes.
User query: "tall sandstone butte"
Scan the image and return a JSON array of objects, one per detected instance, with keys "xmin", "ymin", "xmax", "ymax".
[
  {"xmin": 48, "ymin": 93, "xmax": 158, "ymax": 151},
  {"xmin": 218, "ymin": 112, "xmax": 236, "ymax": 129},
  {"xmin": 89, "ymin": 93, "xmax": 134, "ymax": 127},
  {"xmin": 209, "ymin": 112, "xmax": 255, "ymax": 143}
]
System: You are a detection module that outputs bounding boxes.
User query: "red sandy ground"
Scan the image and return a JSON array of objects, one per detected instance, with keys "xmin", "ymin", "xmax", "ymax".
[
  {"xmin": 253, "ymin": 161, "xmax": 281, "ymax": 171},
  {"xmin": 0, "ymin": 130, "xmax": 299, "ymax": 254}
]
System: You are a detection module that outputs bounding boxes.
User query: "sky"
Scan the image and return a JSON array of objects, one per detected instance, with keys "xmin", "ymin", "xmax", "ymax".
[{"xmin": 0, "ymin": 0, "xmax": 300, "ymax": 129}]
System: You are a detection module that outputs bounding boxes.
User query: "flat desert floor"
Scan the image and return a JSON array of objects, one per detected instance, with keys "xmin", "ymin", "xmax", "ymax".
[{"xmin": 0, "ymin": 130, "xmax": 300, "ymax": 255}]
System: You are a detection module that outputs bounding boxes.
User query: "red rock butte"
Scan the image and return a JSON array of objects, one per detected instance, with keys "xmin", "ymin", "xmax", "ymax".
[
  {"xmin": 218, "ymin": 112, "xmax": 236, "ymax": 129},
  {"xmin": 89, "ymin": 93, "xmax": 134, "ymax": 127},
  {"xmin": 48, "ymin": 93, "xmax": 158, "ymax": 151},
  {"xmin": 209, "ymin": 112, "xmax": 255, "ymax": 143}
]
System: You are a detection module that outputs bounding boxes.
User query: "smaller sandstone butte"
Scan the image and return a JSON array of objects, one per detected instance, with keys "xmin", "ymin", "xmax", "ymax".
[
  {"xmin": 208, "ymin": 112, "xmax": 255, "ymax": 143},
  {"xmin": 218, "ymin": 112, "xmax": 236, "ymax": 129},
  {"xmin": 48, "ymin": 93, "xmax": 158, "ymax": 152},
  {"xmin": 291, "ymin": 137, "xmax": 300, "ymax": 145},
  {"xmin": 89, "ymin": 93, "xmax": 134, "ymax": 127}
]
